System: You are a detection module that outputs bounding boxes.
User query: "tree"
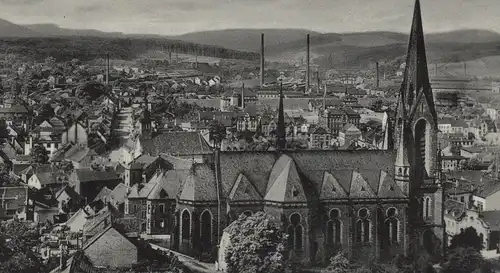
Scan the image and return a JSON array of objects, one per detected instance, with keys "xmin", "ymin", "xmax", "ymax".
[
  {"xmin": 325, "ymin": 251, "xmax": 351, "ymax": 273},
  {"xmin": 30, "ymin": 145, "xmax": 49, "ymax": 165},
  {"xmin": 57, "ymin": 160, "xmax": 74, "ymax": 175},
  {"xmin": 442, "ymin": 247, "xmax": 484, "ymax": 273},
  {"xmin": 370, "ymin": 99, "xmax": 384, "ymax": 112},
  {"xmin": 209, "ymin": 120, "xmax": 226, "ymax": 149},
  {"xmin": 460, "ymin": 158, "xmax": 482, "ymax": 170},
  {"xmin": 225, "ymin": 212, "xmax": 288, "ymax": 273},
  {"xmin": 0, "ymin": 219, "xmax": 46, "ymax": 273},
  {"xmin": 449, "ymin": 227, "xmax": 483, "ymax": 251}
]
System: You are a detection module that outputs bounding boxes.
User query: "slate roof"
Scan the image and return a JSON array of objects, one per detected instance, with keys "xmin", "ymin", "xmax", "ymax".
[
  {"xmin": 481, "ymin": 211, "xmax": 500, "ymax": 231},
  {"xmin": 444, "ymin": 199, "xmax": 466, "ymax": 220},
  {"xmin": 178, "ymin": 150, "xmax": 400, "ymax": 203},
  {"xmin": 74, "ymin": 170, "xmax": 120, "ymax": 183},
  {"xmin": 179, "ymin": 164, "xmax": 217, "ymax": 202},
  {"xmin": 139, "ymin": 131, "xmax": 211, "ymax": 156}
]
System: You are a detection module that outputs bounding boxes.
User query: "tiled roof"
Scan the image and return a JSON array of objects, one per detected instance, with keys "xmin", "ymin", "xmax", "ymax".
[
  {"xmin": 0, "ymin": 186, "xmax": 28, "ymax": 215},
  {"xmin": 0, "ymin": 105, "xmax": 28, "ymax": 113},
  {"xmin": 481, "ymin": 211, "xmax": 500, "ymax": 231},
  {"xmin": 74, "ymin": 170, "xmax": 120, "ymax": 183},
  {"xmin": 139, "ymin": 131, "xmax": 211, "ymax": 156},
  {"xmin": 110, "ymin": 183, "xmax": 129, "ymax": 204},
  {"xmin": 93, "ymin": 187, "xmax": 112, "ymax": 202}
]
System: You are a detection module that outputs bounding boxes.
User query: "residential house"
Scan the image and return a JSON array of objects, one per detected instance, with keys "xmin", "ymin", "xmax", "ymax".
[
  {"xmin": 0, "ymin": 186, "xmax": 30, "ymax": 220},
  {"xmin": 444, "ymin": 199, "xmax": 489, "ymax": 249},
  {"xmin": 61, "ymin": 122, "xmax": 88, "ymax": 145},
  {"xmin": 119, "ymin": 131, "xmax": 211, "ymax": 165},
  {"xmin": 307, "ymin": 125, "xmax": 331, "ymax": 149},
  {"xmin": 94, "ymin": 183, "xmax": 129, "ymax": 213},
  {"xmin": 338, "ymin": 124, "xmax": 362, "ymax": 147},
  {"xmin": 460, "ymin": 146, "xmax": 482, "ymax": 159},
  {"xmin": 83, "ymin": 225, "xmax": 138, "ymax": 268},
  {"xmin": 49, "ymin": 250, "xmax": 99, "ymax": 273},
  {"xmin": 319, "ymin": 107, "xmax": 361, "ymax": 136},
  {"xmin": 64, "ymin": 207, "xmax": 94, "ymax": 233},
  {"xmin": 126, "ymin": 169, "xmax": 188, "ymax": 235},
  {"xmin": 481, "ymin": 118, "xmax": 497, "ymax": 137},
  {"xmin": 441, "ymin": 155, "xmax": 466, "ymax": 171},
  {"xmin": 69, "ymin": 169, "xmax": 122, "ymax": 201}
]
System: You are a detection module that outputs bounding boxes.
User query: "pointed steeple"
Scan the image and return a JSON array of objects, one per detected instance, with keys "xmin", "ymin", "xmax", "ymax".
[
  {"xmin": 276, "ymin": 80, "xmax": 286, "ymax": 150},
  {"xmin": 141, "ymin": 93, "xmax": 152, "ymax": 138},
  {"xmin": 397, "ymin": 0, "xmax": 437, "ymax": 122}
]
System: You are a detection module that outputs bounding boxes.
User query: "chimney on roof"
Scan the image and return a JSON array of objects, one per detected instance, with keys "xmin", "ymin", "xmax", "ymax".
[
  {"xmin": 260, "ymin": 33, "xmax": 265, "ymax": 88},
  {"xmin": 376, "ymin": 62, "xmax": 380, "ymax": 89},
  {"xmin": 306, "ymin": 34, "xmax": 310, "ymax": 93}
]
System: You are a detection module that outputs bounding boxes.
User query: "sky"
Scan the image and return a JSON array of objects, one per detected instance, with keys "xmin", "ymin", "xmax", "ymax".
[{"xmin": 0, "ymin": 0, "xmax": 499, "ymax": 35}]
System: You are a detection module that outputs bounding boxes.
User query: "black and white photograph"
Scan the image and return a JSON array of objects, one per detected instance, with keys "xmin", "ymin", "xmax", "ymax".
[{"xmin": 1, "ymin": 0, "xmax": 500, "ymax": 272}]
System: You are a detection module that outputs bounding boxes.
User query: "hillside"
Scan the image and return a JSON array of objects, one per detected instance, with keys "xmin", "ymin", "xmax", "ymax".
[
  {"xmin": 173, "ymin": 28, "xmax": 322, "ymax": 52},
  {"xmin": 0, "ymin": 18, "xmax": 40, "ymax": 37},
  {"xmin": 0, "ymin": 37, "xmax": 258, "ymax": 62},
  {"xmin": 22, "ymin": 24, "xmax": 125, "ymax": 37}
]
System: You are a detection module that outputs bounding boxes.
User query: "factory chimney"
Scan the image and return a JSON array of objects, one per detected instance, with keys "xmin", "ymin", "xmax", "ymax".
[
  {"xmin": 376, "ymin": 62, "xmax": 380, "ymax": 89},
  {"xmin": 260, "ymin": 33, "xmax": 265, "ymax": 88},
  {"xmin": 306, "ymin": 34, "xmax": 310, "ymax": 93}
]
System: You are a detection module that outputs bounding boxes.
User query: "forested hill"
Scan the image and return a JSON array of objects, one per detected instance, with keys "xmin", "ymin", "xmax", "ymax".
[{"xmin": 0, "ymin": 37, "xmax": 259, "ymax": 62}]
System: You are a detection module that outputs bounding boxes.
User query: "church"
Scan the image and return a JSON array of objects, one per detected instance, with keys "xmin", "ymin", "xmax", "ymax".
[{"xmin": 127, "ymin": 0, "xmax": 445, "ymax": 266}]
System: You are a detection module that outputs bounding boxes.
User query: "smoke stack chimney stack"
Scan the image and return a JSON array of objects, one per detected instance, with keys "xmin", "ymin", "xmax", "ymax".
[
  {"xmin": 260, "ymin": 33, "xmax": 265, "ymax": 88},
  {"xmin": 306, "ymin": 34, "xmax": 310, "ymax": 93},
  {"xmin": 376, "ymin": 62, "xmax": 380, "ymax": 89}
]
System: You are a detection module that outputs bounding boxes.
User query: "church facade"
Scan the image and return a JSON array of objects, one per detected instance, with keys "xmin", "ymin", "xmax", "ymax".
[{"xmin": 142, "ymin": 0, "xmax": 444, "ymax": 265}]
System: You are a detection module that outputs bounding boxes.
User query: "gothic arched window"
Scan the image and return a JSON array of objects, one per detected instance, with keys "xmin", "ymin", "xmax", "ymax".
[
  {"xmin": 326, "ymin": 209, "xmax": 342, "ymax": 245},
  {"xmin": 423, "ymin": 197, "xmax": 432, "ymax": 218},
  {"xmin": 385, "ymin": 207, "xmax": 398, "ymax": 244},
  {"xmin": 181, "ymin": 210, "xmax": 191, "ymax": 241},
  {"xmin": 287, "ymin": 213, "xmax": 303, "ymax": 250},
  {"xmin": 356, "ymin": 208, "xmax": 370, "ymax": 243}
]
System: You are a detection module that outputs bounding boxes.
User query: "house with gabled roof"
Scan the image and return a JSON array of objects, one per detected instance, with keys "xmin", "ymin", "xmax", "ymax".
[
  {"xmin": 83, "ymin": 225, "xmax": 138, "ymax": 268},
  {"xmin": 126, "ymin": 169, "xmax": 188, "ymax": 235}
]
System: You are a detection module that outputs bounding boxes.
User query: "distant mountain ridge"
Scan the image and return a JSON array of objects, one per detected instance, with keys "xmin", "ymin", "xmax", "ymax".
[{"xmin": 2, "ymin": 18, "xmax": 500, "ymax": 70}]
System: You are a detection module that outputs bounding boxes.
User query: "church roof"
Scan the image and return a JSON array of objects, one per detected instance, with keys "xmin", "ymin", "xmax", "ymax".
[{"xmin": 178, "ymin": 150, "xmax": 402, "ymax": 204}]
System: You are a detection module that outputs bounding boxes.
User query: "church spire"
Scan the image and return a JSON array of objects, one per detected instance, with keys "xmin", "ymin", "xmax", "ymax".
[
  {"xmin": 276, "ymin": 80, "xmax": 286, "ymax": 150},
  {"xmin": 397, "ymin": 0, "xmax": 436, "ymax": 123}
]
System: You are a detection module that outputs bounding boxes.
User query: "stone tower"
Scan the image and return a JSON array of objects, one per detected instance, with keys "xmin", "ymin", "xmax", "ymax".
[{"xmin": 394, "ymin": 0, "xmax": 444, "ymax": 258}]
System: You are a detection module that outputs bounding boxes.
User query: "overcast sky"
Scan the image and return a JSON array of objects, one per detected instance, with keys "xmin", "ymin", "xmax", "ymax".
[{"xmin": 0, "ymin": 0, "xmax": 498, "ymax": 35}]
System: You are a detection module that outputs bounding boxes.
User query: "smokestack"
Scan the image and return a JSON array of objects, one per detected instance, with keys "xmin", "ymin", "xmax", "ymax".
[
  {"xmin": 376, "ymin": 62, "xmax": 380, "ymax": 89},
  {"xmin": 323, "ymin": 82, "xmax": 327, "ymax": 110},
  {"xmin": 169, "ymin": 51, "xmax": 172, "ymax": 64},
  {"xmin": 306, "ymin": 34, "xmax": 310, "ymax": 93},
  {"xmin": 195, "ymin": 51, "xmax": 198, "ymax": 69},
  {"xmin": 435, "ymin": 63, "xmax": 438, "ymax": 77},
  {"xmin": 106, "ymin": 53, "xmax": 110, "ymax": 85},
  {"xmin": 316, "ymin": 71, "xmax": 320, "ymax": 94},
  {"xmin": 260, "ymin": 33, "xmax": 265, "ymax": 88},
  {"xmin": 241, "ymin": 83, "xmax": 245, "ymax": 109},
  {"xmin": 464, "ymin": 62, "xmax": 467, "ymax": 76}
]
